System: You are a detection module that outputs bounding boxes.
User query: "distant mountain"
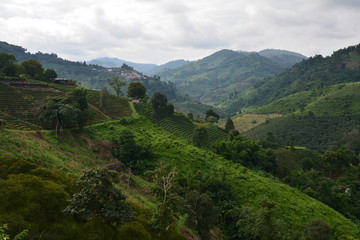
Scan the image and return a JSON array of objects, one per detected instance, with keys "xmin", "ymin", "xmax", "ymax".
[
  {"xmin": 226, "ymin": 43, "xmax": 360, "ymax": 113},
  {"xmin": 258, "ymin": 49, "xmax": 307, "ymax": 67},
  {"xmin": 157, "ymin": 49, "xmax": 304, "ymax": 107},
  {"xmin": 88, "ymin": 57, "xmax": 189, "ymax": 75},
  {"xmin": 147, "ymin": 59, "xmax": 189, "ymax": 75},
  {"xmin": 88, "ymin": 57, "xmax": 157, "ymax": 74}
]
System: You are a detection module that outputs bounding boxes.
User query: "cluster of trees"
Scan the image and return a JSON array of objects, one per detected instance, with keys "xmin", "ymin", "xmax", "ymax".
[
  {"xmin": 0, "ymin": 53, "xmax": 57, "ymax": 81},
  {"xmin": 38, "ymin": 88, "xmax": 91, "ymax": 135},
  {"xmin": 150, "ymin": 92, "xmax": 174, "ymax": 117}
]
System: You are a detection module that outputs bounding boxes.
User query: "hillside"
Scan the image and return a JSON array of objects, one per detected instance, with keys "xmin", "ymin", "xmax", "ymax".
[
  {"xmin": 0, "ymin": 41, "xmax": 215, "ymax": 117},
  {"xmin": 157, "ymin": 49, "xmax": 305, "ymax": 108},
  {"xmin": 234, "ymin": 82, "xmax": 360, "ymax": 150},
  {"xmin": 1, "ymin": 114, "xmax": 359, "ymax": 239},
  {"xmin": 258, "ymin": 49, "xmax": 307, "ymax": 68},
  {"xmin": 225, "ymin": 43, "xmax": 360, "ymax": 113},
  {"xmin": 0, "ymin": 79, "xmax": 132, "ymax": 130},
  {"xmin": 0, "ymin": 41, "xmax": 111, "ymax": 90}
]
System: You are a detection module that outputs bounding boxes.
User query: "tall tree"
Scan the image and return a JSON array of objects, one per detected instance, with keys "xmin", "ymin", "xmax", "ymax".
[
  {"xmin": 20, "ymin": 59, "xmax": 44, "ymax": 79},
  {"xmin": 224, "ymin": 117, "xmax": 235, "ymax": 132},
  {"xmin": 38, "ymin": 88, "xmax": 91, "ymax": 134},
  {"xmin": 0, "ymin": 53, "xmax": 18, "ymax": 77},
  {"xmin": 64, "ymin": 169, "xmax": 132, "ymax": 226},
  {"xmin": 43, "ymin": 68, "xmax": 57, "ymax": 82},
  {"xmin": 107, "ymin": 76, "xmax": 125, "ymax": 97},
  {"xmin": 127, "ymin": 81, "xmax": 146, "ymax": 99},
  {"xmin": 150, "ymin": 92, "xmax": 174, "ymax": 116},
  {"xmin": 205, "ymin": 109, "xmax": 220, "ymax": 123},
  {"xmin": 192, "ymin": 126, "xmax": 209, "ymax": 148}
]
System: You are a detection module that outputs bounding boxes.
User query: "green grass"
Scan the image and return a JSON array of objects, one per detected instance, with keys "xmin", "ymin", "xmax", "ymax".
[
  {"xmin": 250, "ymin": 82, "xmax": 360, "ymax": 116},
  {"xmin": 1, "ymin": 117, "xmax": 360, "ymax": 238},
  {"xmin": 0, "ymin": 81, "xmax": 132, "ymax": 130},
  {"xmin": 134, "ymin": 103, "xmax": 227, "ymax": 142},
  {"xmin": 243, "ymin": 114, "xmax": 360, "ymax": 150}
]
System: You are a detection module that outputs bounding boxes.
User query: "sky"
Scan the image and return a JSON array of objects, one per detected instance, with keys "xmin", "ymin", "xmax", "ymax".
[{"xmin": 1, "ymin": 0, "xmax": 360, "ymax": 65}]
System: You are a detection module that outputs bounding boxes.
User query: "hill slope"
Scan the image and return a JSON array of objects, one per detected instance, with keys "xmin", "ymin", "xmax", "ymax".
[
  {"xmin": 226, "ymin": 43, "xmax": 360, "ymax": 113},
  {"xmin": 0, "ymin": 116, "xmax": 359, "ymax": 239},
  {"xmin": 157, "ymin": 49, "xmax": 304, "ymax": 108},
  {"xmin": 236, "ymin": 82, "xmax": 360, "ymax": 150}
]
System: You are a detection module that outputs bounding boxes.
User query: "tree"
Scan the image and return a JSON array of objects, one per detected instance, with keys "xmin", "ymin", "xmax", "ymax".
[
  {"xmin": 224, "ymin": 117, "xmax": 235, "ymax": 132},
  {"xmin": 150, "ymin": 163, "xmax": 181, "ymax": 232},
  {"xmin": 192, "ymin": 126, "xmax": 209, "ymax": 148},
  {"xmin": 64, "ymin": 168, "xmax": 133, "ymax": 226},
  {"xmin": 150, "ymin": 92, "xmax": 174, "ymax": 116},
  {"xmin": 237, "ymin": 196, "xmax": 279, "ymax": 240},
  {"xmin": 0, "ymin": 224, "xmax": 28, "ymax": 240},
  {"xmin": 127, "ymin": 82, "xmax": 146, "ymax": 99},
  {"xmin": 38, "ymin": 88, "xmax": 91, "ymax": 135},
  {"xmin": 20, "ymin": 59, "xmax": 44, "ymax": 79},
  {"xmin": 205, "ymin": 109, "xmax": 220, "ymax": 123},
  {"xmin": 112, "ymin": 129, "xmax": 153, "ymax": 174},
  {"xmin": 43, "ymin": 68, "xmax": 57, "ymax": 82},
  {"xmin": 107, "ymin": 76, "xmax": 125, "ymax": 97},
  {"xmin": 0, "ymin": 53, "xmax": 18, "ymax": 77},
  {"xmin": 305, "ymin": 220, "xmax": 332, "ymax": 240}
]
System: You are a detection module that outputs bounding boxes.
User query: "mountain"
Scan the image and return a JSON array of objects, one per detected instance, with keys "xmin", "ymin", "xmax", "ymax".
[
  {"xmin": 227, "ymin": 43, "xmax": 360, "ymax": 113},
  {"xmin": 228, "ymin": 44, "xmax": 360, "ymax": 151},
  {"xmin": 88, "ymin": 57, "xmax": 158, "ymax": 73},
  {"xmin": 157, "ymin": 49, "xmax": 305, "ymax": 108},
  {"xmin": 258, "ymin": 49, "xmax": 307, "ymax": 67},
  {"xmin": 88, "ymin": 58, "xmax": 189, "ymax": 75},
  {"xmin": 147, "ymin": 59, "xmax": 189, "ymax": 75}
]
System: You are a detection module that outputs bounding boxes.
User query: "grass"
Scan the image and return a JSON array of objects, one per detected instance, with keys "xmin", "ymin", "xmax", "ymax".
[
  {"xmin": 250, "ymin": 82, "xmax": 360, "ymax": 116},
  {"xmin": 0, "ymin": 81, "xmax": 132, "ymax": 130},
  {"xmin": 1, "ymin": 116, "xmax": 360, "ymax": 238},
  {"xmin": 134, "ymin": 103, "xmax": 228, "ymax": 142},
  {"xmin": 229, "ymin": 113, "xmax": 283, "ymax": 133}
]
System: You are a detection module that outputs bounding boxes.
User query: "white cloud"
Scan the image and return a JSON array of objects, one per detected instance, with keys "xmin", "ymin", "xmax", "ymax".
[{"xmin": 0, "ymin": 0, "xmax": 359, "ymax": 64}]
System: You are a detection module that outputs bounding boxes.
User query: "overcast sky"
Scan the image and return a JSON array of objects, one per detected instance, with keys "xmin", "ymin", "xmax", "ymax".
[{"xmin": 1, "ymin": 0, "xmax": 359, "ymax": 64}]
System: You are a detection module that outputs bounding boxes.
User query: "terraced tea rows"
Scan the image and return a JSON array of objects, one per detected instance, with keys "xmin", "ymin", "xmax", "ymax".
[
  {"xmin": 0, "ymin": 82, "xmax": 132, "ymax": 130},
  {"xmin": 86, "ymin": 90, "xmax": 132, "ymax": 119},
  {"xmin": 0, "ymin": 82, "xmax": 62, "ymax": 129},
  {"xmin": 134, "ymin": 103, "xmax": 227, "ymax": 142}
]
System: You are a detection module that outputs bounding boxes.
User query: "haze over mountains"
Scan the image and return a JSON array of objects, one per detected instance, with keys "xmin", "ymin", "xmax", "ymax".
[{"xmin": 88, "ymin": 57, "xmax": 189, "ymax": 75}]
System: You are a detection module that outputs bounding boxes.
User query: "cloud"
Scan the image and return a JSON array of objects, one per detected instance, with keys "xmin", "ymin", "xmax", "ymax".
[{"xmin": 0, "ymin": 0, "xmax": 359, "ymax": 64}]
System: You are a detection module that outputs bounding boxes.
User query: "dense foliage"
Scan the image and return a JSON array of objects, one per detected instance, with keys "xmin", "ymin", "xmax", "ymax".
[
  {"xmin": 64, "ymin": 169, "xmax": 133, "ymax": 226},
  {"xmin": 226, "ymin": 44, "xmax": 360, "ymax": 113},
  {"xmin": 127, "ymin": 81, "xmax": 146, "ymax": 99},
  {"xmin": 38, "ymin": 88, "xmax": 92, "ymax": 134}
]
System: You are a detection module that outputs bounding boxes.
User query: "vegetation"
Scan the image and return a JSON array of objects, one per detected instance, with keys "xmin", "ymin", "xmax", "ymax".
[
  {"xmin": 2, "ymin": 41, "xmax": 360, "ymax": 240},
  {"xmin": 224, "ymin": 117, "xmax": 235, "ymax": 132},
  {"xmin": 150, "ymin": 92, "xmax": 174, "ymax": 117},
  {"xmin": 38, "ymin": 88, "xmax": 92, "ymax": 134},
  {"xmin": 158, "ymin": 49, "xmax": 304, "ymax": 107},
  {"xmin": 1, "ymin": 112, "xmax": 360, "ymax": 239},
  {"xmin": 19, "ymin": 59, "xmax": 44, "ymax": 79},
  {"xmin": 127, "ymin": 81, "xmax": 146, "ymax": 99},
  {"xmin": 107, "ymin": 76, "xmax": 125, "ymax": 97},
  {"xmin": 64, "ymin": 169, "xmax": 133, "ymax": 226},
  {"xmin": 226, "ymin": 44, "xmax": 360, "ymax": 113}
]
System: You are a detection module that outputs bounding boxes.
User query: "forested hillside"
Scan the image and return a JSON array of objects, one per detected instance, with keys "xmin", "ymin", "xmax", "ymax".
[
  {"xmin": 225, "ymin": 44, "xmax": 360, "ymax": 114},
  {"xmin": 158, "ymin": 49, "xmax": 305, "ymax": 107}
]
